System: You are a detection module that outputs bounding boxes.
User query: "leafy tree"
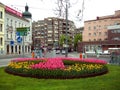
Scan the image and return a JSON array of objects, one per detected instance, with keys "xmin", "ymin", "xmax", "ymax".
[
  {"xmin": 59, "ymin": 34, "xmax": 72, "ymax": 47},
  {"xmin": 59, "ymin": 34, "xmax": 65, "ymax": 47},
  {"xmin": 74, "ymin": 34, "xmax": 82, "ymax": 50}
]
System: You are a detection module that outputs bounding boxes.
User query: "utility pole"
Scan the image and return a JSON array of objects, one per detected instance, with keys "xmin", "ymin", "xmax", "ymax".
[{"xmin": 65, "ymin": 2, "xmax": 68, "ymax": 57}]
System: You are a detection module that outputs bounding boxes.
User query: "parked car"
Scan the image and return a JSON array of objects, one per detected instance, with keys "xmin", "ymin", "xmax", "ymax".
[
  {"xmin": 56, "ymin": 49, "xmax": 60, "ymax": 54},
  {"xmin": 101, "ymin": 50, "xmax": 110, "ymax": 55},
  {"xmin": 62, "ymin": 50, "xmax": 66, "ymax": 54}
]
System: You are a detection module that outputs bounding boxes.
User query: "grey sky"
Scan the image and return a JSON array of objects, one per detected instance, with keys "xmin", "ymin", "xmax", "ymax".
[{"xmin": 0, "ymin": 0, "xmax": 120, "ymax": 27}]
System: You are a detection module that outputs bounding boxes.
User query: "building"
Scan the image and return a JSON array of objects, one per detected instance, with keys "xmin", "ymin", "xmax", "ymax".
[
  {"xmin": 32, "ymin": 17, "xmax": 76, "ymax": 50},
  {"xmin": 78, "ymin": 10, "xmax": 120, "ymax": 53},
  {"xmin": 75, "ymin": 27, "xmax": 84, "ymax": 35},
  {"xmin": 108, "ymin": 24, "xmax": 120, "ymax": 41},
  {"xmin": 3, "ymin": 4, "xmax": 32, "ymax": 55},
  {"xmin": 83, "ymin": 10, "xmax": 120, "ymax": 42},
  {"xmin": 0, "ymin": 2, "xmax": 5, "ymax": 54}
]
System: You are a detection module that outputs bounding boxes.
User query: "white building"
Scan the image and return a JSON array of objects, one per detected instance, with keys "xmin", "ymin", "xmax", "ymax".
[{"xmin": 4, "ymin": 4, "xmax": 32, "ymax": 55}]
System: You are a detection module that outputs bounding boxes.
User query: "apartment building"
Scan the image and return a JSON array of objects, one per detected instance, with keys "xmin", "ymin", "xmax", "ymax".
[
  {"xmin": 83, "ymin": 10, "xmax": 120, "ymax": 42},
  {"xmin": 32, "ymin": 17, "xmax": 76, "ymax": 50},
  {"xmin": 78, "ymin": 10, "xmax": 120, "ymax": 53},
  {"xmin": 0, "ymin": 2, "xmax": 5, "ymax": 54},
  {"xmin": 4, "ymin": 4, "xmax": 32, "ymax": 55},
  {"xmin": 75, "ymin": 27, "xmax": 84, "ymax": 35}
]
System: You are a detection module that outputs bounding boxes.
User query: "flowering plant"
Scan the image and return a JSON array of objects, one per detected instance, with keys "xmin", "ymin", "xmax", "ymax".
[
  {"xmin": 5, "ymin": 57, "xmax": 108, "ymax": 79},
  {"xmin": 31, "ymin": 58, "xmax": 65, "ymax": 70}
]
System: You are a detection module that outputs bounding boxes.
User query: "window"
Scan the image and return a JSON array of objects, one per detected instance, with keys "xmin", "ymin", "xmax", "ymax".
[
  {"xmin": 112, "ymin": 30, "xmax": 120, "ymax": 33},
  {"xmin": 0, "ymin": 37, "xmax": 3, "ymax": 45},
  {"xmin": 99, "ymin": 39, "xmax": 102, "ymax": 41},
  {"xmin": 99, "ymin": 32, "xmax": 101, "ymax": 35},
  {"xmin": 88, "ymin": 33, "xmax": 91, "ymax": 36},
  {"xmin": 99, "ymin": 25, "xmax": 101, "ymax": 30},
  {"xmin": 0, "ymin": 11, "xmax": 3, "ymax": 19},
  {"xmin": 117, "ymin": 30, "xmax": 120, "ymax": 33},
  {"xmin": 0, "ymin": 24, "xmax": 2, "ymax": 32},
  {"xmin": 104, "ymin": 25, "xmax": 107, "ymax": 29},
  {"xmin": 104, "ymin": 32, "xmax": 107, "ymax": 35},
  {"xmin": 89, "ymin": 39, "xmax": 91, "ymax": 41},
  {"xmin": 19, "ymin": 22, "xmax": 21, "ymax": 27},
  {"xmin": 7, "ymin": 18, "xmax": 9, "ymax": 26},
  {"xmin": 15, "ymin": 21, "xmax": 17, "ymax": 28},
  {"xmin": 11, "ymin": 32, "xmax": 12, "ymax": 39},
  {"xmin": 94, "ymin": 32, "xmax": 96, "ymax": 36},
  {"xmin": 113, "ymin": 37, "xmax": 120, "ymax": 40},
  {"xmin": 94, "ymin": 39, "xmax": 96, "ymax": 41},
  {"xmin": 88, "ymin": 26, "xmax": 91, "ymax": 30},
  {"xmin": 94, "ymin": 26, "xmax": 96, "ymax": 30},
  {"xmin": 7, "ymin": 31, "xmax": 8, "ymax": 39},
  {"xmin": 11, "ymin": 19, "xmax": 13, "ymax": 26}
]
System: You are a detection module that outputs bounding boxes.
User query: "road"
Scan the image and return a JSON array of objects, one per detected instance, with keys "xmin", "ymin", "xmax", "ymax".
[
  {"xmin": 0, "ymin": 58, "xmax": 15, "ymax": 67},
  {"xmin": 0, "ymin": 52, "xmax": 111, "ymax": 67}
]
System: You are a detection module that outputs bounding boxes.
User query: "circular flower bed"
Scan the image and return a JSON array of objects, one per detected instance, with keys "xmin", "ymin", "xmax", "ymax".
[{"xmin": 5, "ymin": 57, "xmax": 108, "ymax": 79}]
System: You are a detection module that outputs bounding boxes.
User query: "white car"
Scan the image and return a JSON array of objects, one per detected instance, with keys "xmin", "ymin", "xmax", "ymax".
[
  {"xmin": 101, "ymin": 50, "xmax": 110, "ymax": 55},
  {"xmin": 56, "ymin": 50, "xmax": 60, "ymax": 54},
  {"xmin": 62, "ymin": 50, "xmax": 66, "ymax": 54}
]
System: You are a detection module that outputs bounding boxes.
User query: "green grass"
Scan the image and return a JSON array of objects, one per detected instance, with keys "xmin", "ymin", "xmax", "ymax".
[{"xmin": 0, "ymin": 65, "xmax": 120, "ymax": 90}]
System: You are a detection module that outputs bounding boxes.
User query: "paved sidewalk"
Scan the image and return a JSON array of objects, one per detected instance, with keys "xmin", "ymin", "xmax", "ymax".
[{"xmin": 0, "ymin": 53, "xmax": 32, "ymax": 59}]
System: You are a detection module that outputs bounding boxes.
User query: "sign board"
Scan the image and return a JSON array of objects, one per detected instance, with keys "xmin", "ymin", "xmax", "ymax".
[
  {"xmin": 16, "ymin": 32, "xmax": 20, "ymax": 36},
  {"xmin": 17, "ymin": 36, "xmax": 22, "ymax": 43},
  {"xmin": 10, "ymin": 40, "xmax": 14, "ymax": 46},
  {"xmin": 16, "ymin": 27, "xmax": 30, "ymax": 36}
]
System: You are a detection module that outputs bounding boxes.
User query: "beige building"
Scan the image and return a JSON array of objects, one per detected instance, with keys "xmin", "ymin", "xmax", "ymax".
[
  {"xmin": 83, "ymin": 10, "xmax": 120, "ymax": 42},
  {"xmin": 78, "ymin": 10, "xmax": 120, "ymax": 53}
]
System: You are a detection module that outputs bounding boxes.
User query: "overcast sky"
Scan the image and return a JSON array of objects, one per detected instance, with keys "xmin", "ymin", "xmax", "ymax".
[{"xmin": 0, "ymin": 0, "xmax": 120, "ymax": 27}]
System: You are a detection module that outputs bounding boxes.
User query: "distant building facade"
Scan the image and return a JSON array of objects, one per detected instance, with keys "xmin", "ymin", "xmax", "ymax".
[
  {"xmin": 32, "ymin": 17, "xmax": 76, "ymax": 50},
  {"xmin": 78, "ymin": 10, "xmax": 120, "ymax": 53},
  {"xmin": 75, "ymin": 27, "xmax": 84, "ymax": 35}
]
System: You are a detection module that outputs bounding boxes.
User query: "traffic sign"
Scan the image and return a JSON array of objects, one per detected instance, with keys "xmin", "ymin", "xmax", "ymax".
[
  {"xmin": 17, "ymin": 36, "xmax": 22, "ymax": 43},
  {"xmin": 10, "ymin": 41, "xmax": 14, "ymax": 46},
  {"xmin": 16, "ymin": 32, "xmax": 20, "ymax": 36},
  {"xmin": 17, "ymin": 27, "xmax": 30, "ymax": 32},
  {"xmin": 16, "ymin": 27, "xmax": 30, "ymax": 36}
]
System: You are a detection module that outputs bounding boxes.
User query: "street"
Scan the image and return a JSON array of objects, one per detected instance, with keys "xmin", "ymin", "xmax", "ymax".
[
  {"xmin": 0, "ymin": 52, "xmax": 111, "ymax": 67},
  {"xmin": 0, "ymin": 58, "xmax": 15, "ymax": 67}
]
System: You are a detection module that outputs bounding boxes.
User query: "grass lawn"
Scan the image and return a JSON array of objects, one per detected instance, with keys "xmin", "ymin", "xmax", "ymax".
[{"xmin": 0, "ymin": 64, "xmax": 120, "ymax": 90}]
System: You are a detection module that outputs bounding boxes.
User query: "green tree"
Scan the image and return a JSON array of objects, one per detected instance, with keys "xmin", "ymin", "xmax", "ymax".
[
  {"xmin": 74, "ymin": 34, "xmax": 82, "ymax": 50},
  {"xmin": 59, "ymin": 34, "xmax": 65, "ymax": 47},
  {"xmin": 59, "ymin": 34, "xmax": 72, "ymax": 47}
]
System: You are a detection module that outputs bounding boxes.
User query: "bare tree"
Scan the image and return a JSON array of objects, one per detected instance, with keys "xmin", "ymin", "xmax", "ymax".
[{"xmin": 54, "ymin": 0, "xmax": 85, "ymax": 21}]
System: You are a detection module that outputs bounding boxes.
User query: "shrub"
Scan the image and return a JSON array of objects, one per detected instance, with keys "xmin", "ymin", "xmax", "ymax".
[{"xmin": 5, "ymin": 57, "xmax": 108, "ymax": 79}]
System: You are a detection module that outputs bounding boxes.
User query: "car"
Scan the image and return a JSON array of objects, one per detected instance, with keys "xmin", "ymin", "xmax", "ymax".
[
  {"xmin": 62, "ymin": 50, "xmax": 66, "ymax": 54},
  {"xmin": 101, "ymin": 50, "xmax": 110, "ymax": 55},
  {"xmin": 56, "ymin": 50, "xmax": 60, "ymax": 54}
]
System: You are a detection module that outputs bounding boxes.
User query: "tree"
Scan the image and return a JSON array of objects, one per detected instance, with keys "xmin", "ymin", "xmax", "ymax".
[
  {"xmin": 74, "ymin": 34, "xmax": 82, "ymax": 50},
  {"xmin": 59, "ymin": 34, "xmax": 72, "ymax": 48},
  {"xmin": 59, "ymin": 34, "xmax": 65, "ymax": 47}
]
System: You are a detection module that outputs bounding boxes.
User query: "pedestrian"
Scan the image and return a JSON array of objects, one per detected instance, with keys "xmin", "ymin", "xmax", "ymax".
[
  {"xmin": 32, "ymin": 51, "xmax": 35, "ymax": 58},
  {"xmin": 39, "ymin": 47, "xmax": 42, "ymax": 58},
  {"xmin": 52, "ymin": 48, "xmax": 56, "ymax": 57},
  {"xmin": 43, "ymin": 46, "xmax": 47, "ymax": 57}
]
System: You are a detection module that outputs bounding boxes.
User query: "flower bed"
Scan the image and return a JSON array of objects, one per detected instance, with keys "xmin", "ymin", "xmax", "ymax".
[{"xmin": 5, "ymin": 57, "xmax": 108, "ymax": 79}]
